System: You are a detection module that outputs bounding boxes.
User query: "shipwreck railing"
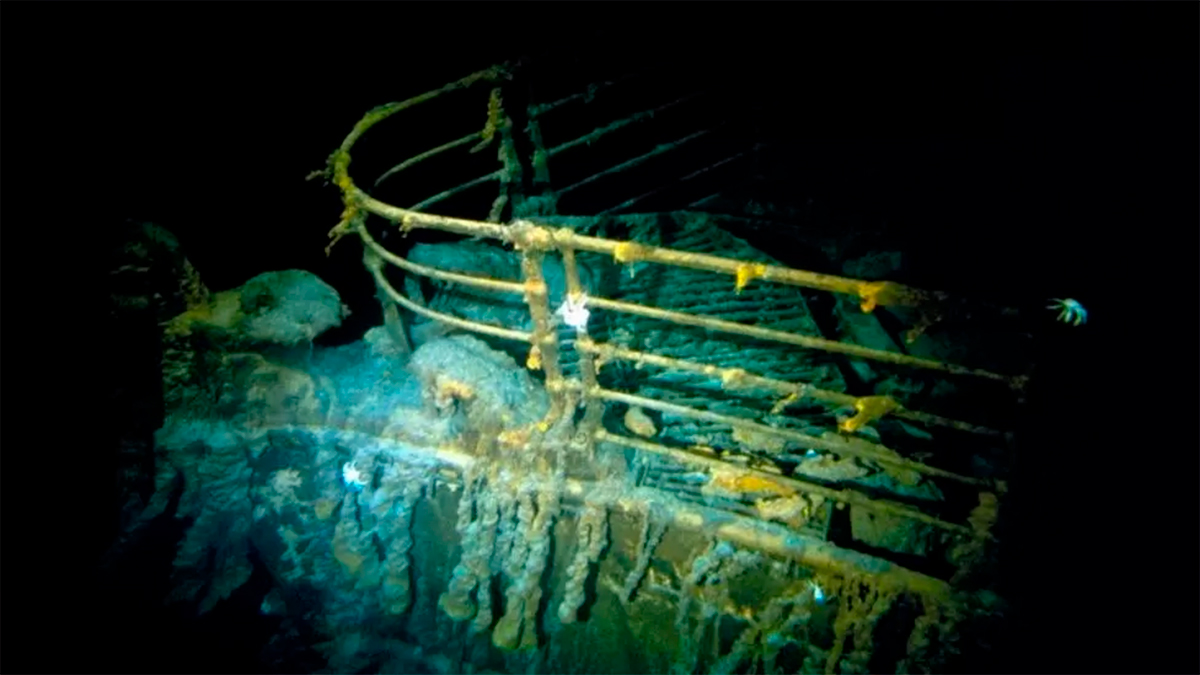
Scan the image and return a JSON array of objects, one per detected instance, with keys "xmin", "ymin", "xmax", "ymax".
[{"xmin": 316, "ymin": 64, "xmax": 1026, "ymax": 599}]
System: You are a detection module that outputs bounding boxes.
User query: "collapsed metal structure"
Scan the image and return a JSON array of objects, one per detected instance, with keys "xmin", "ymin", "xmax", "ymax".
[{"xmin": 306, "ymin": 60, "xmax": 1027, "ymax": 672}]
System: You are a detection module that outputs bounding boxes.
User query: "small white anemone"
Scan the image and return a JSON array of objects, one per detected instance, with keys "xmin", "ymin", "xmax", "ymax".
[
  {"xmin": 556, "ymin": 292, "xmax": 590, "ymax": 330},
  {"xmin": 342, "ymin": 461, "xmax": 369, "ymax": 490}
]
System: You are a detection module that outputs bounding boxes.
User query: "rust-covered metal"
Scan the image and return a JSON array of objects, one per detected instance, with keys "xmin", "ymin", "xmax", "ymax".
[
  {"xmin": 592, "ymin": 386, "xmax": 1001, "ymax": 493},
  {"xmin": 343, "ymin": 200, "xmax": 1018, "ymax": 384},
  {"xmin": 311, "ymin": 61, "xmax": 1023, "ymax": 673},
  {"xmin": 578, "ymin": 337, "xmax": 1005, "ymax": 437}
]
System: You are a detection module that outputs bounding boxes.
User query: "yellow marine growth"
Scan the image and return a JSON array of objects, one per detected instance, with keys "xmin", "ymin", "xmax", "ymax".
[
  {"xmin": 431, "ymin": 374, "xmax": 475, "ymax": 411},
  {"xmin": 470, "ymin": 87, "xmax": 503, "ymax": 154},
  {"xmin": 708, "ymin": 468, "xmax": 796, "ymax": 499},
  {"xmin": 525, "ymin": 344, "xmax": 542, "ymax": 370},
  {"xmin": 855, "ymin": 279, "xmax": 923, "ymax": 313},
  {"xmin": 612, "ymin": 241, "xmax": 652, "ymax": 279},
  {"xmin": 839, "ymin": 395, "xmax": 899, "ymax": 433},
  {"xmin": 734, "ymin": 263, "xmax": 768, "ymax": 294}
]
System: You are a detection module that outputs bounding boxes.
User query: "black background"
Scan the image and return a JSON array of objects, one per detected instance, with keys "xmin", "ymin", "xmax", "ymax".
[{"xmin": 4, "ymin": 3, "xmax": 1196, "ymax": 674}]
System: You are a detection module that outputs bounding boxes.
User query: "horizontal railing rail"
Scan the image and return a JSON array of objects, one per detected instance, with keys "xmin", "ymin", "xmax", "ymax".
[{"xmin": 316, "ymin": 64, "xmax": 1024, "ymax": 590}]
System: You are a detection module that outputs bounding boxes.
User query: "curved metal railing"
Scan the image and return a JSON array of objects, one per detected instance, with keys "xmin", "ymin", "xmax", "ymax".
[{"xmin": 315, "ymin": 64, "xmax": 1025, "ymax": 598}]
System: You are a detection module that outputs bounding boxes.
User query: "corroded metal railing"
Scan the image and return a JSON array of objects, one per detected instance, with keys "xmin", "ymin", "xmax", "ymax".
[{"xmin": 315, "ymin": 64, "xmax": 1022, "ymax": 602}]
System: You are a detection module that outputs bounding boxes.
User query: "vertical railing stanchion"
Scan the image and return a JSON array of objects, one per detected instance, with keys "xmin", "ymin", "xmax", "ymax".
[
  {"xmin": 513, "ymin": 224, "xmax": 568, "ymax": 433},
  {"xmin": 558, "ymin": 237, "xmax": 603, "ymax": 457}
]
